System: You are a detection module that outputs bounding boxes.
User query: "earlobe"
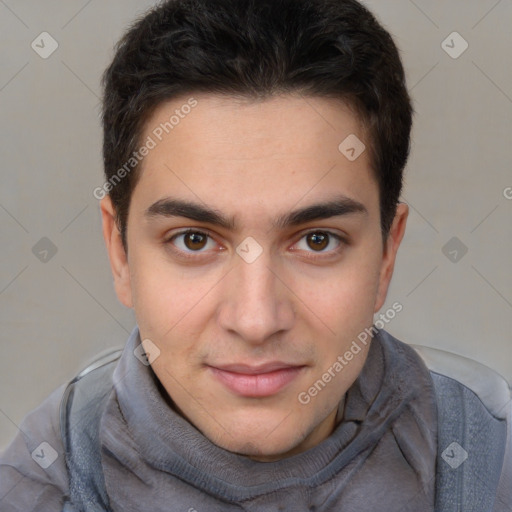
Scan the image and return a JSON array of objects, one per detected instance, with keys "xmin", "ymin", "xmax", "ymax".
[
  {"xmin": 374, "ymin": 202, "xmax": 409, "ymax": 312},
  {"xmin": 100, "ymin": 196, "xmax": 133, "ymax": 309}
]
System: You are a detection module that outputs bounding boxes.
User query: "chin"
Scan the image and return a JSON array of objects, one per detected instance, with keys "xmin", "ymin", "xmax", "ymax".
[
  {"xmin": 207, "ymin": 415, "xmax": 312, "ymax": 461},
  {"xmin": 222, "ymin": 436, "xmax": 303, "ymax": 461}
]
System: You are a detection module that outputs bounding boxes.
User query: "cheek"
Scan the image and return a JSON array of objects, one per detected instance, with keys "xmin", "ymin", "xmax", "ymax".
[
  {"xmin": 128, "ymin": 248, "xmax": 202, "ymax": 333},
  {"xmin": 297, "ymin": 255, "xmax": 382, "ymax": 333},
  {"xmin": 128, "ymin": 252, "xmax": 220, "ymax": 372},
  {"xmin": 130, "ymin": 264, "xmax": 172, "ymax": 336}
]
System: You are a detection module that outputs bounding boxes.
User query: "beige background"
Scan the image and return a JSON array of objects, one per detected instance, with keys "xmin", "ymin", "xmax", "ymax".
[{"xmin": 1, "ymin": 0, "xmax": 511, "ymax": 451}]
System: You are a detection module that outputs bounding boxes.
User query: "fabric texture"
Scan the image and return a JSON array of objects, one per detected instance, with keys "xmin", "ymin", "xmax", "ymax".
[
  {"xmin": 431, "ymin": 372, "xmax": 508, "ymax": 511},
  {"xmin": 0, "ymin": 383, "xmax": 69, "ymax": 512}
]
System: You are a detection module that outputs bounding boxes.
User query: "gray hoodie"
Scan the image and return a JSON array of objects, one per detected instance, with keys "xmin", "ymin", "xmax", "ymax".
[{"xmin": 0, "ymin": 328, "xmax": 437, "ymax": 511}]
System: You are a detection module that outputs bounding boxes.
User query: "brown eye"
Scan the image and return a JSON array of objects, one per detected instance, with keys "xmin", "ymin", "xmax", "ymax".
[
  {"xmin": 293, "ymin": 230, "xmax": 344, "ymax": 259},
  {"xmin": 306, "ymin": 232, "xmax": 329, "ymax": 251},
  {"xmin": 168, "ymin": 230, "xmax": 216, "ymax": 254},
  {"xmin": 184, "ymin": 231, "xmax": 208, "ymax": 251}
]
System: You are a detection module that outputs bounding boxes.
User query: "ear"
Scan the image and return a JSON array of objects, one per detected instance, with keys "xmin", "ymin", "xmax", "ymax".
[
  {"xmin": 100, "ymin": 196, "xmax": 133, "ymax": 308},
  {"xmin": 374, "ymin": 202, "xmax": 409, "ymax": 312}
]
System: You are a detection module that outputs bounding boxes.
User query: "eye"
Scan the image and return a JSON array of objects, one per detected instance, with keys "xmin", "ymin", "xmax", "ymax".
[
  {"xmin": 168, "ymin": 229, "xmax": 217, "ymax": 254},
  {"xmin": 165, "ymin": 228, "xmax": 346, "ymax": 261},
  {"xmin": 293, "ymin": 230, "xmax": 344, "ymax": 257}
]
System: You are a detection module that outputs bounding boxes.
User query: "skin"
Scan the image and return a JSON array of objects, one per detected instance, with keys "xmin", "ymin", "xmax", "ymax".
[{"xmin": 100, "ymin": 93, "xmax": 408, "ymax": 462}]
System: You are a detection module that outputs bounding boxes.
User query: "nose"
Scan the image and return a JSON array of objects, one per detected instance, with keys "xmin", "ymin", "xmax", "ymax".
[{"xmin": 217, "ymin": 249, "xmax": 295, "ymax": 346}]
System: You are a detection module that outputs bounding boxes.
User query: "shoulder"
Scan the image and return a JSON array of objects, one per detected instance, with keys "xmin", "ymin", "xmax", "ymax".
[
  {"xmin": 380, "ymin": 329, "xmax": 512, "ymax": 509},
  {"xmin": 0, "ymin": 346, "xmax": 123, "ymax": 512},
  {"xmin": 0, "ymin": 382, "xmax": 69, "ymax": 511}
]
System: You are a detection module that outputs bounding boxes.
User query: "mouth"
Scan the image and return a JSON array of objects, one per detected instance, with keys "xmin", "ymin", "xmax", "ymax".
[{"xmin": 207, "ymin": 362, "xmax": 306, "ymax": 398}]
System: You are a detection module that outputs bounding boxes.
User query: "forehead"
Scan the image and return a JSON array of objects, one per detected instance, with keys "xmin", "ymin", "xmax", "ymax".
[
  {"xmin": 142, "ymin": 93, "xmax": 368, "ymax": 160},
  {"xmin": 132, "ymin": 93, "xmax": 379, "ymax": 223}
]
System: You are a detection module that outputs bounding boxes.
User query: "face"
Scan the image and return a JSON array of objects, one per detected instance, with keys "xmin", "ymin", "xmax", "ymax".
[{"xmin": 101, "ymin": 93, "xmax": 408, "ymax": 461}]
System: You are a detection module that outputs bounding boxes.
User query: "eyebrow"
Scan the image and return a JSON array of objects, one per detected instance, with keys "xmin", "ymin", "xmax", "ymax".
[{"xmin": 145, "ymin": 194, "xmax": 367, "ymax": 230}]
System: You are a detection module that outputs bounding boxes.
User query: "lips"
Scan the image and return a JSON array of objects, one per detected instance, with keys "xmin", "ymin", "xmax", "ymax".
[{"xmin": 208, "ymin": 363, "xmax": 305, "ymax": 397}]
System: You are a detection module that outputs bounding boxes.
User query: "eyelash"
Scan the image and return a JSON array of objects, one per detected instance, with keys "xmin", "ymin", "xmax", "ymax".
[{"xmin": 164, "ymin": 228, "xmax": 347, "ymax": 261}]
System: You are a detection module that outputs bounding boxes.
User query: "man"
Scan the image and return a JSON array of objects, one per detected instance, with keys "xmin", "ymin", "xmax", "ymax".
[{"xmin": 1, "ymin": 0, "xmax": 510, "ymax": 510}]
